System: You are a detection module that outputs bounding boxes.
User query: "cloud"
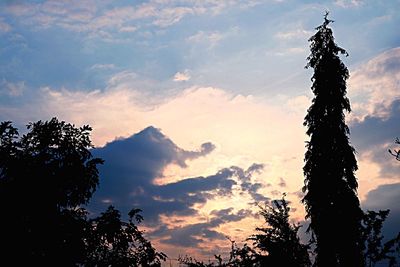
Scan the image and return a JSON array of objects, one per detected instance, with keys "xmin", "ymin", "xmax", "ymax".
[
  {"xmin": 89, "ymin": 126, "xmax": 264, "ymax": 226},
  {"xmin": 1, "ymin": 80, "xmax": 25, "ymax": 97},
  {"xmin": 2, "ymin": 1, "xmax": 245, "ymax": 40},
  {"xmin": 89, "ymin": 63, "xmax": 116, "ymax": 70},
  {"xmin": 83, "ymin": 125, "xmax": 271, "ymax": 252},
  {"xmin": 350, "ymin": 100, "xmax": 400, "ymax": 179},
  {"xmin": 275, "ymin": 29, "xmax": 312, "ymax": 40},
  {"xmin": 347, "ymin": 48, "xmax": 400, "ymax": 179},
  {"xmin": 154, "ymin": 208, "xmax": 252, "ymax": 247},
  {"xmin": 273, "ymin": 47, "xmax": 306, "ymax": 56},
  {"xmin": 186, "ymin": 27, "xmax": 239, "ymax": 48},
  {"xmin": 152, "ymin": 6, "xmax": 195, "ymax": 27},
  {"xmin": 173, "ymin": 70, "xmax": 191, "ymax": 82},
  {"xmin": 335, "ymin": 0, "xmax": 364, "ymax": 8},
  {"xmin": 351, "ymin": 100, "xmax": 400, "ymax": 152},
  {"xmin": 187, "ymin": 31, "xmax": 224, "ymax": 46},
  {"xmin": 278, "ymin": 177, "xmax": 287, "ymax": 187},
  {"xmin": 349, "ymin": 47, "xmax": 400, "ymax": 120}
]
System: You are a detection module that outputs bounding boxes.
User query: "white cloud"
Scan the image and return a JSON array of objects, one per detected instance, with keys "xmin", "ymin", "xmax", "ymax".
[
  {"xmin": 273, "ymin": 47, "xmax": 306, "ymax": 56},
  {"xmin": 187, "ymin": 31, "xmax": 223, "ymax": 46},
  {"xmin": 152, "ymin": 7, "xmax": 195, "ymax": 27},
  {"xmin": 335, "ymin": 0, "xmax": 363, "ymax": 8},
  {"xmin": 2, "ymin": 0, "xmax": 244, "ymax": 38},
  {"xmin": 275, "ymin": 29, "xmax": 312, "ymax": 40},
  {"xmin": 1, "ymin": 80, "xmax": 25, "ymax": 97},
  {"xmin": 90, "ymin": 63, "xmax": 116, "ymax": 70},
  {"xmin": 187, "ymin": 27, "xmax": 238, "ymax": 48},
  {"xmin": 173, "ymin": 70, "xmax": 191, "ymax": 82},
  {"xmin": 107, "ymin": 70, "xmax": 138, "ymax": 86},
  {"xmin": 348, "ymin": 47, "xmax": 400, "ymax": 121}
]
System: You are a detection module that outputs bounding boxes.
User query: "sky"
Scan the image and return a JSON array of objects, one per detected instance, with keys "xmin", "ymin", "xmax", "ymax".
[{"xmin": 1, "ymin": 0, "xmax": 400, "ymax": 263}]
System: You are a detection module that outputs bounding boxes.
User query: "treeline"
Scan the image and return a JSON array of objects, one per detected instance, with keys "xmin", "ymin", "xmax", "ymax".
[{"xmin": 1, "ymin": 14, "xmax": 399, "ymax": 267}]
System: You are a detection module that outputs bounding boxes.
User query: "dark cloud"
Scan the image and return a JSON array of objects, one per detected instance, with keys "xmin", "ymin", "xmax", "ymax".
[
  {"xmin": 350, "ymin": 99, "xmax": 400, "ymax": 177},
  {"xmin": 278, "ymin": 177, "xmax": 287, "ymax": 187},
  {"xmin": 88, "ymin": 126, "xmax": 268, "ymax": 248},
  {"xmin": 362, "ymin": 183, "xmax": 400, "ymax": 241},
  {"xmin": 351, "ymin": 100, "xmax": 400, "ymax": 151},
  {"xmin": 153, "ymin": 208, "xmax": 252, "ymax": 247}
]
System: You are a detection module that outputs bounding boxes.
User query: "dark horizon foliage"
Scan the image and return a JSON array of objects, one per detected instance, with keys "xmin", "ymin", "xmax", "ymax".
[{"xmin": 302, "ymin": 13, "xmax": 364, "ymax": 266}]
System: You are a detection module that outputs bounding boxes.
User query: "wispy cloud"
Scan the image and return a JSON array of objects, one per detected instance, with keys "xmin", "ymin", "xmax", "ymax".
[
  {"xmin": 173, "ymin": 70, "xmax": 191, "ymax": 82},
  {"xmin": 334, "ymin": 0, "xmax": 363, "ymax": 8},
  {"xmin": 1, "ymin": 0, "xmax": 245, "ymax": 40},
  {"xmin": 275, "ymin": 29, "xmax": 312, "ymax": 40},
  {"xmin": 187, "ymin": 27, "xmax": 239, "ymax": 48},
  {"xmin": 187, "ymin": 31, "xmax": 224, "ymax": 46},
  {"xmin": 1, "ymin": 80, "xmax": 25, "ymax": 97},
  {"xmin": 89, "ymin": 63, "xmax": 116, "ymax": 70},
  {"xmin": 349, "ymin": 47, "xmax": 400, "ymax": 121},
  {"xmin": 273, "ymin": 47, "xmax": 306, "ymax": 56}
]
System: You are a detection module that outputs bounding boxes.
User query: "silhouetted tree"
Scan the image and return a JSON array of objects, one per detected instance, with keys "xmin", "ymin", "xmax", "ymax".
[
  {"xmin": 302, "ymin": 13, "xmax": 364, "ymax": 266},
  {"xmin": 361, "ymin": 210, "xmax": 400, "ymax": 266},
  {"xmin": 179, "ymin": 196, "xmax": 310, "ymax": 267},
  {"xmin": 0, "ymin": 118, "xmax": 166, "ymax": 266},
  {"xmin": 178, "ymin": 240, "xmax": 258, "ymax": 267},
  {"xmin": 250, "ymin": 196, "xmax": 311, "ymax": 267},
  {"xmin": 0, "ymin": 118, "xmax": 103, "ymax": 265},
  {"xmin": 84, "ymin": 206, "xmax": 167, "ymax": 267}
]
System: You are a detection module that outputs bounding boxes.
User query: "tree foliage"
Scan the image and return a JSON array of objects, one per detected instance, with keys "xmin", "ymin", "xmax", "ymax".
[
  {"xmin": 250, "ymin": 197, "xmax": 311, "ymax": 267},
  {"xmin": 84, "ymin": 206, "xmax": 167, "ymax": 267},
  {"xmin": 302, "ymin": 13, "xmax": 364, "ymax": 266},
  {"xmin": 361, "ymin": 210, "xmax": 400, "ymax": 267},
  {"xmin": 179, "ymin": 196, "xmax": 310, "ymax": 267},
  {"xmin": 0, "ymin": 118, "xmax": 165, "ymax": 266},
  {"xmin": 0, "ymin": 118, "xmax": 103, "ymax": 265}
]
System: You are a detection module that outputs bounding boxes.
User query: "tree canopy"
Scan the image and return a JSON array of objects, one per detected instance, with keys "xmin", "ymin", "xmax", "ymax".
[{"xmin": 0, "ymin": 118, "xmax": 165, "ymax": 266}]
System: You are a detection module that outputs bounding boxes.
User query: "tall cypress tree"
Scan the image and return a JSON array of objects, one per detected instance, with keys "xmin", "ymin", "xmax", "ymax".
[{"xmin": 303, "ymin": 13, "xmax": 364, "ymax": 266}]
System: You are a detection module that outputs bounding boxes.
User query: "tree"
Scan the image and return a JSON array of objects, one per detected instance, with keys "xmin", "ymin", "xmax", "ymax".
[
  {"xmin": 250, "ymin": 196, "xmax": 311, "ymax": 267},
  {"xmin": 302, "ymin": 13, "xmax": 364, "ymax": 266},
  {"xmin": 0, "ymin": 118, "xmax": 103, "ymax": 265},
  {"xmin": 179, "ymin": 196, "xmax": 310, "ymax": 267},
  {"xmin": 84, "ymin": 206, "xmax": 167, "ymax": 267},
  {"xmin": 178, "ymin": 239, "xmax": 258, "ymax": 267},
  {"xmin": 361, "ymin": 210, "xmax": 400, "ymax": 267},
  {"xmin": 0, "ymin": 118, "xmax": 166, "ymax": 266}
]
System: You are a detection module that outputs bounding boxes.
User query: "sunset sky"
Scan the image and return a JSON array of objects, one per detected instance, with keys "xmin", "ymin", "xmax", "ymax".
[{"xmin": 1, "ymin": 0, "xmax": 399, "ymax": 262}]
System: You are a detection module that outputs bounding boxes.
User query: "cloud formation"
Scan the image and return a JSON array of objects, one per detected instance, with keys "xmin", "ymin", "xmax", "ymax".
[
  {"xmin": 89, "ymin": 125, "xmax": 268, "ymax": 252},
  {"xmin": 173, "ymin": 70, "xmax": 191, "ymax": 82},
  {"xmin": 349, "ymin": 47, "xmax": 400, "ymax": 120},
  {"xmin": 0, "ymin": 80, "xmax": 25, "ymax": 97},
  {"xmin": 1, "ymin": 0, "xmax": 250, "ymax": 40}
]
